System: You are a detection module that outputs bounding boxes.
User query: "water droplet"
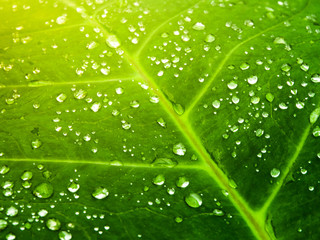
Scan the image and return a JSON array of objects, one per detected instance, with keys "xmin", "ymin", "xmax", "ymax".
[
  {"xmin": 152, "ymin": 174, "xmax": 165, "ymax": 186},
  {"xmin": 46, "ymin": 218, "xmax": 61, "ymax": 231},
  {"xmin": 151, "ymin": 158, "xmax": 177, "ymax": 168},
  {"xmin": 273, "ymin": 37, "xmax": 286, "ymax": 45},
  {"xmin": 205, "ymin": 34, "xmax": 215, "ymax": 43},
  {"xmin": 0, "ymin": 219, "xmax": 8, "ymax": 230},
  {"xmin": 266, "ymin": 93, "xmax": 274, "ymax": 102},
  {"xmin": 175, "ymin": 216, "xmax": 183, "ymax": 223},
  {"xmin": 173, "ymin": 103, "xmax": 184, "ymax": 115},
  {"xmin": 38, "ymin": 209, "xmax": 48, "ymax": 217},
  {"xmin": 91, "ymin": 102, "xmax": 101, "ymax": 112},
  {"xmin": 130, "ymin": 100, "xmax": 140, "ymax": 108},
  {"xmin": 176, "ymin": 177, "xmax": 189, "ymax": 188},
  {"xmin": 56, "ymin": 15, "xmax": 67, "ymax": 25},
  {"xmin": 227, "ymin": 81, "xmax": 238, "ymax": 90},
  {"xmin": 0, "ymin": 165, "xmax": 10, "ymax": 175},
  {"xmin": 247, "ymin": 76, "xmax": 258, "ymax": 85},
  {"xmin": 74, "ymin": 89, "xmax": 87, "ymax": 100},
  {"xmin": 86, "ymin": 41, "xmax": 97, "ymax": 50},
  {"xmin": 6, "ymin": 233, "xmax": 15, "ymax": 240},
  {"xmin": 270, "ymin": 168, "xmax": 280, "ymax": 178},
  {"xmin": 149, "ymin": 95, "xmax": 159, "ymax": 103},
  {"xmin": 6, "ymin": 206, "xmax": 18, "ymax": 217},
  {"xmin": 212, "ymin": 209, "xmax": 225, "ymax": 216},
  {"xmin": 33, "ymin": 183, "xmax": 54, "ymax": 198},
  {"xmin": 156, "ymin": 117, "xmax": 166, "ymax": 128},
  {"xmin": 228, "ymin": 179, "xmax": 238, "ymax": 189},
  {"xmin": 100, "ymin": 68, "xmax": 110, "ymax": 76},
  {"xmin": 240, "ymin": 62, "xmax": 250, "ymax": 70},
  {"xmin": 192, "ymin": 22, "xmax": 205, "ymax": 30},
  {"xmin": 300, "ymin": 63, "xmax": 309, "ymax": 72},
  {"xmin": 212, "ymin": 100, "xmax": 221, "ymax": 109},
  {"xmin": 281, "ymin": 63, "xmax": 291, "ymax": 72},
  {"xmin": 173, "ymin": 143, "xmax": 186, "ymax": 156},
  {"xmin": 92, "ymin": 187, "xmax": 109, "ymax": 199},
  {"xmin": 313, "ymin": 126, "xmax": 320, "ymax": 137},
  {"xmin": 68, "ymin": 182, "xmax": 80, "ymax": 193},
  {"xmin": 106, "ymin": 35, "xmax": 121, "ymax": 48},
  {"xmin": 31, "ymin": 139, "xmax": 42, "ymax": 149},
  {"xmin": 185, "ymin": 193, "xmax": 202, "ymax": 208},
  {"xmin": 311, "ymin": 74, "xmax": 320, "ymax": 83},
  {"xmin": 121, "ymin": 121, "xmax": 131, "ymax": 130},
  {"xmin": 256, "ymin": 129, "xmax": 264, "ymax": 137},
  {"xmin": 115, "ymin": 87, "xmax": 124, "ymax": 94},
  {"xmin": 21, "ymin": 171, "xmax": 33, "ymax": 181},
  {"xmin": 59, "ymin": 231, "xmax": 72, "ymax": 240},
  {"xmin": 56, "ymin": 93, "xmax": 67, "ymax": 103}
]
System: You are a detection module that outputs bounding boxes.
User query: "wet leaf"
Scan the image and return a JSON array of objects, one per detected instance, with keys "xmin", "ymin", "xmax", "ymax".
[{"xmin": 0, "ymin": 0, "xmax": 319, "ymax": 239}]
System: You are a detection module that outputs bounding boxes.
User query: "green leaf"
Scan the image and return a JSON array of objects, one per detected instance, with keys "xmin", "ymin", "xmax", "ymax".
[{"xmin": 0, "ymin": 0, "xmax": 319, "ymax": 239}]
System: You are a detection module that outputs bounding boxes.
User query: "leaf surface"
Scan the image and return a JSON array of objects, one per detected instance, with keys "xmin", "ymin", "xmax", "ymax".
[{"xmin": 0, "ymin": 0, "xmax": 320, "ymax": 239}]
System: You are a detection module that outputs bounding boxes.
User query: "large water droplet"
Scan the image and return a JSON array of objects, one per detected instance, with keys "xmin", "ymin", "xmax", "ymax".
[
  {"xmin": 247, "ymin": 76, "xmax": 258, "ymax": 85},
  {"xmin": 6, "ymin": 206, "xmax": 18, "ymax": 217},
  {"xmin": 185, "ymin": 193, "xmax": 202, "ymax": 208},
  {"xmin": 21, "ymin": 171, "xmax": 33, "ymax": 181},
  {"xmin": 92, "ymin": 187, "xmax": 109, "ymax": 199},
  {"xmin": 33, "ymin": 183, "xmax": 54, "ymax": 198},
  {"xmin": 0, "ymin": 165, "xmax": 10, "ymax": 175}
]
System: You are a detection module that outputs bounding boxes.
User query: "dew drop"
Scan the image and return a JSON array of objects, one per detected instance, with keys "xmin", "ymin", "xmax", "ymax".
[
  {"xmin": 311, "ymin": 74, "xmax": 320, "ymax": 83},
  {"xmin": 212, "ymin": 209, "xmax": 225, "ymax": 216},
  {"xmin": 185, "ymin": 193, "xmax": 202, "ymax": 208},
  {"xmin": 152, "ymin": 174, "xmax": 165, "ymax": 186},
  {"xmin": 59, "ymin": 231, "xmax": 72, "ymax": 240},
  {"xmin": 115, "ymin": 87, "xmax": 124, "ymax": 95},
  {"xmin": 176, "ymin": 177, "xmax": 189, "ymax": 188},
  {"xmin": 130, "ymin": 100, "xmax": 140, "ymax": 108},
  {"xmin": 247, "ymin": 76, "xmax": 258, "ymax": 85},
  {"xmin": 92, "ymin": 187, "xmax": 109, "ymax": 199},
  {"xmin": 6, "ymin": 206, "xmax": 18, "ymax": 217},
  {"xmin": 173, "ymin": 103, "xmax": 184, "ymax": 115},
  {"xmin": 56, "ymin": 93, "xmax": 67, "ymax": 103},
  {"xmin": 0, "ymin": 219, "xmax": 8, "ymax": 230},
  {"xmin": 46, "ymin": 218, "xmax": 61, "ymax": 231},
  {"xmin": 192, "ymin": 22, "xmax": 205, "ymax": 30},
  {"xmin": 0, "ymin": 165, "xmax": 10, "ymax": 175},
  {"xmin": 106, "ymin": 35, "xmax": 121, "ymax": 48},
  {"xmin": 33, "ymin": 183, "xmax": 54, "ymax": 199},
  {"xmin": 91, "ymin": 102, "xmax": 101, "ymax": 112},
  {"xmin": 313, "ymin": 126, "xmax": 320, "ymax": 137},
  {"xmin": 310, "ymin": 108, "xmax": 320, "ymax": 124},
  {"xmin": 157, "ymin": 117, "xmax": 166, "ymax": 128},
  {"xmin": 68, "ymin": 182, "xmax": 80, "ymax": 193},
  {"xmin": 31, "ymin": 139, "xmax": 42, "ymax": 149},
  {"xmin": 205, "ymin": 34, "xmax": 215, "ymax": 43},
  {"xmin": 21, "ymin": 171, "xmax": 33, "ymax": 181},
  {"xmin": 227, "ymin": 81, "xmax": 238, "ymax": 90},
  {"xmin": 173, "ymin": 143, "xmax": 186, "ymax": 156},
  {"xmin": 212, "ymin": 100, "xmax": 221, "ymax": 109},
  {"xmin": 74, "ymin": 89, "xmax": 87, "ymax": 100},
  {"xmin": 266, "ymin": 93, "xmax": 274, "ymax": 102},
  {"xmin": 270, "ymin": 168, "xmax": 280, "ymax": 178}
]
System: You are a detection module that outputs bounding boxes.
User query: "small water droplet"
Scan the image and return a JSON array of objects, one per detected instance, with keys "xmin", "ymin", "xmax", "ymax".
[
  {"xmin": 92, "ymin": 187, "xmax": 109, "ymax": 199},
  {"xmin": 151, "ymin": 158, "xmax": 177, "ymax": 168},
  {"xmin": 152, "ymin": 174, "xmax": 165, "ymax": 186},
  {"xmin": 46, "ymin": 218, "xmax": 61, "ymax": 231},
  {"xmin": 313, "ymin": 126, "xmax": 320, "ymax": 137},
  {"xmin": 38, "ymin": 209, "xmax": 48, "ymax": 217},
  {"xmin": 192, "ymin": 22, "xmax": 205, "ymax": 30},
  {"xmin": 311, "ymin": 74, "xmax": 320, "ymax": 83},
  {"xmin": 59, "ymin": 231, "xmax": 72, "ymax": 240},
  {"xmin": 173, "ymin": 103, "xmax": 184, "ymax": 115},
  {"xmin": 74, "ymin": 89, "xmax": 87, "ymax": 100},
  {"xmin": 270, "ymin": 168, "xmax": 280, "ymax": 178},
  {"xmin": 91, "ymin": 102, "xmax": 101, "ymax": 112},
  {"xmin": 31, "ymin": 139, "xmax": 42, "ymax": 149},
  {"xmin": 115, "ymin": 87, "xmax": 124, "ymax": 94},
  {"xmin": 185, "ymin": 193, "xmax": 202, "ymax": 208},
  {"xmin": 0, "ymin": 219, "xmax": 8, "ymax": 230},
  {"xmin": 0, "ymin": 165, "xmax": 10, "ymax": 175},
  {"xmin": 176, "ymin": 177, "xmax": 189, "ymax": 188},
  {"xmin": 68, "ymin": 182, "xmax": 80, "ymax": 193},
  {"xmin": 281, "ymin": 63, "xmax": 291, "ymax": 72},
  {"xmin": 56, "ymin": 93, "xmax": 67, "ymax": 103},
  {"xmin": 6, "ymin": 206, "xmax": 18, "ymax": 217},
  {"xmin": 247, "ymin": 76, "xmax": 258, "ymax": 85},
  {"xmin": 205, "ymin": 34, "xmax": 215, "ymax": 43},
  {"xmin": 212, "ymin": 209, "xmax": 225, "ymax": 216},
  {"xmin": 227, "ymin": 81, "xmax": 238, "ymax": 90},
  {"xmin": 173, "ymin": 143, "xmax": 186, "ymax": 156},
  {"xmin": 130, "ymin": 100, "xmax": 140, "ymax": 108},
  {"xmin": 266, "ymin": 93, "xmax": 274, "ymax": 102},
  {"xmin": 21, "ymin": 171, "xmax": 33, "ymax": 181},
  {"xmin": 175, "ymin": 216, "xmax": 183, "ymax": 223},
  {"xmin": 212, "ymin": 100, "xmax": 221, "ymax": 109},
  {"xmin": 106, "ymin": 35, "xmax": 121, "ymax": 48},
  {"xmin": 157, "ymin": 117, "xmax": 166, "ymax": 128}
]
